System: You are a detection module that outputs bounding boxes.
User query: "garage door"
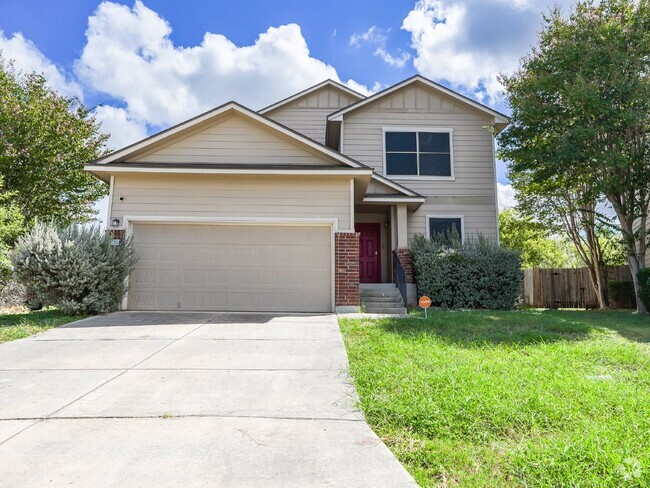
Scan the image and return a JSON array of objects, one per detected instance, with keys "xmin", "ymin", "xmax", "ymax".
[{"xmin": 128, "ymin": 223, "xmax": 332, "ymax": 312}]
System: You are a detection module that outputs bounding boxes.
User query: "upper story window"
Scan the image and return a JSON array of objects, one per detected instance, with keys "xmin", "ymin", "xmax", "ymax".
[{"xmin": 384, "ymin": 129, "xmax": 453, "ymax": 178}]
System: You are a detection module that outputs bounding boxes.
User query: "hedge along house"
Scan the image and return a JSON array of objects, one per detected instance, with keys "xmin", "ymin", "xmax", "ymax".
[{"xmin": 85, "ymin": 75, "xmax": 509, "ymax": 313}]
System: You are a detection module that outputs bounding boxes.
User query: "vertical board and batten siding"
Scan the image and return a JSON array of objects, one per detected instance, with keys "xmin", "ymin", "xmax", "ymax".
[
  {"xmin": 111, "ymin": 174, "xmax": 352, "ymax": 230},
  {"xmin": 341, "ymin": 84, "xmax": 499, "ymax": 240},
  {"xmin": 129, "ymin": 114, "xmax": 337, "ymax": 166},
  {"xmin": 265, "ymin": 87, "xmax": 360, "ymax": 144}
]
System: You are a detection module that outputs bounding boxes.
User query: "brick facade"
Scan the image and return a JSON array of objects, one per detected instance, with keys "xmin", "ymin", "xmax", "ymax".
[
  {"xmin": 394, "ymin": 247, "xmax": 414, "ymax": 284},
  {"xmin": 335, "ymin": 232, "xmax": 360, "ymax": 307},
  {"xmin": 107, "ymin": 229, "xmax": 125, "ymax": 243}
]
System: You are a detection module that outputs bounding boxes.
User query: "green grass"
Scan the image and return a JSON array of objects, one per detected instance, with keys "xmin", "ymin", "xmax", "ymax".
[
  {"xmin": 339, "ymin": 309, "xmax": 650, "ymax": 487},
  {"xmin": 0, "ymin": 309, "xmax": 84, "ymax": 343}
]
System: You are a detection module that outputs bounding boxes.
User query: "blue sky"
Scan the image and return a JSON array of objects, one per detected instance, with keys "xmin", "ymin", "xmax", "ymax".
[{"xmin": 0, "ymin": 0, "xmax": 573, "ymax": 209}]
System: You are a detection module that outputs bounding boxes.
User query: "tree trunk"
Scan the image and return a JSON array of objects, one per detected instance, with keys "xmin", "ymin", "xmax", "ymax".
[
  {"xmin": 628, "ymin": 257, "xmax": 647, "ymax": 315},
  {"xmin": 584, "ymin": 259, "xmax": 608, "ymax": 309},
  {"xmin": 608, "ymin": 199, "xmax": 648, "ymax": 315},
  {"xmin": 595, "ymin": 261, "xmax": 609, "ymax": 309}
]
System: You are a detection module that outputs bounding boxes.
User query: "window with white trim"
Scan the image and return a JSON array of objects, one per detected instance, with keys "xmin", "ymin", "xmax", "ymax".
[
  {"xmin": 428, "ymin": 217, "xmax": 462, "ymax": 241},
  {"xmin": 385, "ymin": 130, "xmax": 452, "ymax": 177}
]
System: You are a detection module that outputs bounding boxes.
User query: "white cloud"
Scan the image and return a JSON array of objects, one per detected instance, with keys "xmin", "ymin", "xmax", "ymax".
[
  {"xmin": 402, "ymin": 0, "xmax": 572, "ymax": 102},
  {"xmin": 349, "ymin": 26, "xmax": 411, "ymax": 69},
  {"xmin": 0, "ymin": 31, "xmax": 83, "ymax": 99},
  {"xmin": 93, "ymin": 105, "xmax": 148, "ymax": 150},
  {"xmin": 497, "ymin": 183, "xmax": 517, "ymax": 211},
  {"xmin": 374, "ymin": 47, "xmax": 411, "ymax": 69},
  {"xmin": 75, "ymin": 1, "xmax": 373, "ymax": 127},
  {"xmin": 350, "ymin": 26, "xmax": 387, "ymax": 47}
]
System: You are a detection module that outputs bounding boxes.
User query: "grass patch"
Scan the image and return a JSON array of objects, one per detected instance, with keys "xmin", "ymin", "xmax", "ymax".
[
  {"xmin": 339, "ymin": 309, "xmax": 650, "ymax": 487},
  {"xmin": 0, "ymin": 309, "xmax": 85, "ymax": 343}
]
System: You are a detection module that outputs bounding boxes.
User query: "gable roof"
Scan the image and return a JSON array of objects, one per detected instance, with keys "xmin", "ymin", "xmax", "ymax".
[
  {"xmin": 369, "ymin": 173, "xmax": 423, "ymax": 198},
  {"xmin": 327, "ymin": 75, "xmax": 510, "ymax": 131},
  {"xmin": 89, "ymin": 101, "xmax": 370, "ymax": 169},
  {"xmin": 258, "ymin": 79, "xmax": 365, "ymax": 114}
]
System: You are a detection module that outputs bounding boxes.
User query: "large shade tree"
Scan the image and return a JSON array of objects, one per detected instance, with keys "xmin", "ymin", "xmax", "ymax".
[
  {"xmin": 0, "ymin": 58, "xmax": 108, "ymax": 227},
  {"xmin": 498, "ymin": 0, "xmax": 650, "ymax": 313},
  {"xmin": 498, "ymin": 208, "xmax": 580, "ymax": 269}
]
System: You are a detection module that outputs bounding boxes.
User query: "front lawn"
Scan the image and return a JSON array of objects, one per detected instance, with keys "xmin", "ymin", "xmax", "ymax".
[
  {"xmin": 339, "ymin": 310, "xmax": 650, "ymax": 487},
  {"xmin": 0, "ymin": 309, "xmax": 84, "ymax": 343}
]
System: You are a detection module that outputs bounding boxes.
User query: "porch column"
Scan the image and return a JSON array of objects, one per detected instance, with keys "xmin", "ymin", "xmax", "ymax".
[{"xmin": 396, "ymin": 203, "xmax": 408, "ymax": 248}]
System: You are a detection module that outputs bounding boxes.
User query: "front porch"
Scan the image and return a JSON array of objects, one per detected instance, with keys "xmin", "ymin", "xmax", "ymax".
[
  {"xmin": 334, "ymin": 175, "xmax": 422, "ymax": 313},
  {"xmin": 354, "ymin": 200, "xmax": 417, "ymax": 308}
]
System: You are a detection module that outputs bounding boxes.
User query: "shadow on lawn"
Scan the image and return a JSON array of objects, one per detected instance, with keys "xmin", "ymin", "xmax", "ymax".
[{"xmin": 372, "ymin": 309, "xmax": 650, "ymax": 347}]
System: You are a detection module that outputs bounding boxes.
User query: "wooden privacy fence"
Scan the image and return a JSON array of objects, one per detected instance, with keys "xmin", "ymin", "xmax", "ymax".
[{"xmin": 523, "ymin": 265, "xmax": 631, "ymax": 309}]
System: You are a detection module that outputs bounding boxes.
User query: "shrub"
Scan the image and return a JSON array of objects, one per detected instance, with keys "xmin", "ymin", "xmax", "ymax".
[
  {"xmin": 410, "ymin": 234, "xmax": 522, "ymax": 310},
  {"xmin": 607, "ymin": 280, "xmax": 635, "ymax": 309},
  {"xmin": 637, "ymin": 268, "xmax": 650, "ymax": 312},
  {"xmin": 0, "ymin": 279, "xmax": 27, "ymax": 308},
  {"xmin": 11, "ymin": 222, "xmax": 137, "ymax": 315}
]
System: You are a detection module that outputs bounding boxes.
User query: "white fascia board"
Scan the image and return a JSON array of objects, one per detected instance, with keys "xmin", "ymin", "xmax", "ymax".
[
  {"xmin": 85, "ymin": 165, "xmax": 372, "ymax": 177},
  {"xmin": 363, "ymin": 196, "xmax": 425, "ymax": 203}
]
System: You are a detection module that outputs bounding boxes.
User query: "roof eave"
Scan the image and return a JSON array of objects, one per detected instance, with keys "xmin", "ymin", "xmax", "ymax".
[
  {"xmin": 259, "ymin": 79, "xmax": 366, "ymax": 114},
  {"xmin": 89, "ymin": 101, "xmax": 370, "ymax": 170},
  {"xmin": 327, "ymin": 75, "xmax": 510, "ymax": 125}
]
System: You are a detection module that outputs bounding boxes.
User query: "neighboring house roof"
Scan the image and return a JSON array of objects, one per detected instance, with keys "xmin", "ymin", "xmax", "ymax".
[
  {"xmin": 87, "ymin": 101, "xmax": 370, "ymax": 170},
  {"xmin": 258, "ymin": 79, "xmax": 365, "ymax": 114},
  {"xmin": 327, "ymin": 75, "xmax": 510, "ymax": 131}
]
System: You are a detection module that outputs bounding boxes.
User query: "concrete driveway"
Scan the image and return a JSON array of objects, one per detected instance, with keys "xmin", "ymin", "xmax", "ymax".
[{"xmin": 0, "ymin": 312, "xmax": 415, "ymax": 487}]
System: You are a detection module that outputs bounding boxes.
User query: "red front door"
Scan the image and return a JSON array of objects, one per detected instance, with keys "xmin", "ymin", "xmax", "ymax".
[{"xmin": 356, "ymin": 223, "xmax": 381, "ymax": 283}]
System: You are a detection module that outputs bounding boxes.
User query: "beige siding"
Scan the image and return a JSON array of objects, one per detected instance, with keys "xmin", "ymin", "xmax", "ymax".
[
  {"xmin": 111, "ymin": 174, "xmax": 352, "ymax": 230},
  {"xmin": 266, "ymin": 87, "xmax": 359, "ymax": 144},
  {"xmin": 131, "ymin": 114, "xmax": 338, "ymax": 166},
  {"xmin": 408, "ymin": 201, "xmax": 498, "ymax": 241},
  {"xmin": 342, "ymin": 84, "xmax": 498, "ymax": 239},
  {"xmin": 366, "ymin": 178, "xmax": 402, "ymax": 195}
]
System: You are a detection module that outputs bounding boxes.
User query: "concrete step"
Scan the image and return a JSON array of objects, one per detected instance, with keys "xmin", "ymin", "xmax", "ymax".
[
  {"xmin": 360, "ymin": 288, "xmax": 401, "ymax": 296},
  {"xmin": 360, "ymin": 293, "xmax": 403, "ymax": 301},
  {"xmin": 359, "ymin": 283, "xmax": 398, "ymax": 290},
  {"xmin": 363, "ymin": 307, "xmax": 408, "ymax": 315},
  {"xmin": 361, "ymin": 297, "xmax": 404, "ymax": 307}
]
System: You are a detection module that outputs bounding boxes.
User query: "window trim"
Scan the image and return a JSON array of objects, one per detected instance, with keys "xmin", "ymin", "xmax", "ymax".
[
  {"xmin": 382, "ymin": 126, "xmax": 455, "ymax": 180},
  {"xmin": 425, "ymin": 214, "xmax": 465, "ymax": 243}
]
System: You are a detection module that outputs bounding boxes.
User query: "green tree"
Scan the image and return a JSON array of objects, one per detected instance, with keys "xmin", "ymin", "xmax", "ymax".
[
  {"xmin": 498, "ymin": 0, "xmax": 650, "ymax": 313},
  {"xmin": 499, "ymin": 208, "xmax": 575, "ymax": 268},
  {"xmin": 0, "ymin": 176, "xmax": 25, "ymax": 283},
  {"xmin": 0, "ymin": 58, "xmax": 108, "ymax": 226}
]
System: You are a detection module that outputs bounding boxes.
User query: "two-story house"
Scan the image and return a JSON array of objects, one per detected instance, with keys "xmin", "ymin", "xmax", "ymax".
[{"xmin": 85, "ymin": 75, "xmax": 509, "ymax": 313}]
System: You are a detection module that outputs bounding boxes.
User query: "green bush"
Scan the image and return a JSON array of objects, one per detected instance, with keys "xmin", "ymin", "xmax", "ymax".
[
  {"xmin": 607, "ymin": 280, "xmax": 635, "ymax": 309},
  {"xmin": 637, "ymin": 268, "xmax": 650, "ymax": 311},
  {"xmin": 11, "ymin": 222, "xmax": 137, "ymax": 315},
  {"xmin": 410, "ymin": 234, "xmax": 522, "ymax": 310}
]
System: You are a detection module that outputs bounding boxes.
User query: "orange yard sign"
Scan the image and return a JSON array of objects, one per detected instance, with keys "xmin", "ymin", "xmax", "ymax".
[{"xmin": 419, "ymin": 296, "xmax": 431, "ymax": 318}]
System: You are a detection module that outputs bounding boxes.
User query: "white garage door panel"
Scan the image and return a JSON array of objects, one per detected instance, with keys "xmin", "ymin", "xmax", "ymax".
[{"xmin": 129, "ymin": 223, "xmax": 332, "ymax": 312}]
